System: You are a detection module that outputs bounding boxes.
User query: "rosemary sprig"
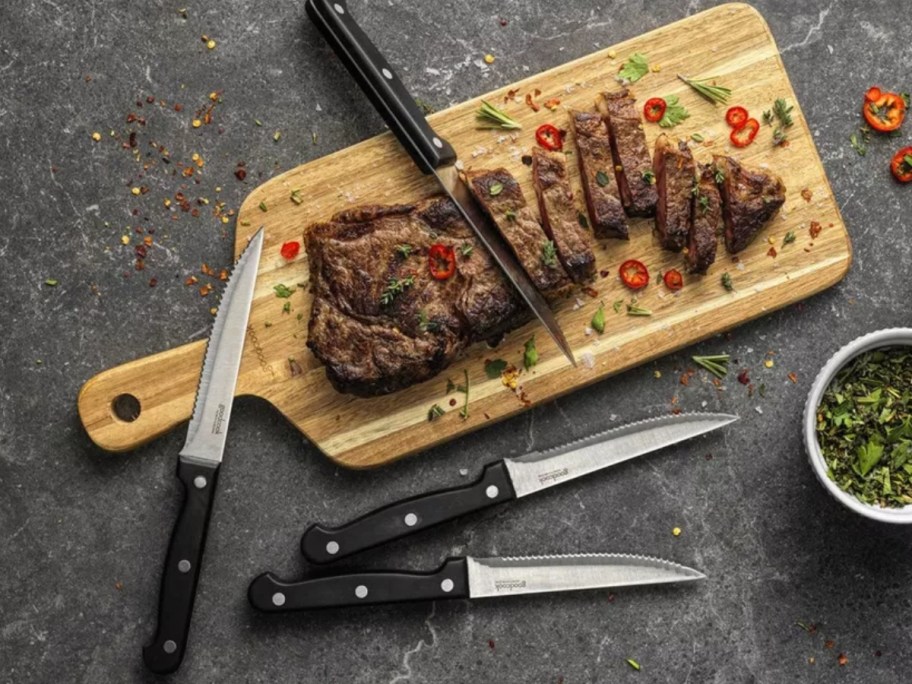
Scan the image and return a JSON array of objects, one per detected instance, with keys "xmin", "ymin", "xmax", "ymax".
[
  {"xmin": 692, "ymin": 354, "xmax": 730, "ymax": 378},
  {"xmin": 677, "ymin": 74, "xmax": 732, "ymax": 105},
  {"xmin": 476, "ymin": 99, "xmax": 522, "ymax": 130}
]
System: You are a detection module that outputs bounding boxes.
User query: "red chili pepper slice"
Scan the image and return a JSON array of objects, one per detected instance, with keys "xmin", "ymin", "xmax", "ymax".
[
  {"xmin": 730, "ymin": 118, "xmax": 759, "ymax": 148},
  {"xmin": 643, "ymin": 97, "xmax": 667, "ymax": 123},
  {"xmin": 535, "ymin": 123, "xmax": 563, "ymax": 151},
  {"xmin": 863, "ymin": 86, "xmax": 907, "ymax": 133},
  {"xmin": 280, "ymin": 241, "xmax": 300, "ymax": 260},
  {"xmin": 619, "ymin": 259, "xmax": 649, "ymax": 290},
  {"xmin": 428, "ymin": 243, "xmax": 456, "ymax": 280},
  {"xmin": 663, "ymin": 269, "xmax": 684, "ymax": 291},
  {"xmin": 725, "ymin": 106, "xmax": 749, "ymax": 129},
  {"xmin": 890, "ymin": 146, "xmax": 912, "ymax": 183}
]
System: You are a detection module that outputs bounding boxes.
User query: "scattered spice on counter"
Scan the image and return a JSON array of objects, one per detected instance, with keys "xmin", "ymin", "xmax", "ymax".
[
  {"xmin": 787, "ymin": 371, "xmax": 798, "ymax": 384},
  {"xmin": 672, "ymin": 527, "xmax": 681, "ymax": 537},
  {"xmin": 458, "ymin": 369, "xmax": 470, "ymax": 419},
  {"xmin": 782, "ymin": 231, "xmax": 796, "ymax": 246},
  {"xmin": 289, "ymin": 358, "xmax": 303, "ymax": 377},
  {"xmin": 91, "ymin": 131, "xmax": 101, "ymax": 141},
  {"xmin": 849, "ymin": 126, "xmax": 871, "ymax": 156},
  {"xmin": 692, "ymin": 354, "xmax": 730, "ymax": 378},
  {"xmin": 44, "ymin": 278, "xmax": 59, "ymax": 287},
  {"xmin": 290, "ymin": 189, "xmax": 304, "ymax": 205},
  {"xmin": 483, "ymin": 53, "xmax": 495, "ymax": 64},
  {"xmin": 273, "ymin": 283, "xmax": 295, "ymax": 298},
  {"xmin": 837, "ymin": 653, "xmax": 848, "ymax": 667},
  {"xmin": 816, "ymin": 347, "xmax": 912, "ymax": 507},
  {"xmin": 625, "ymin": 658, "xmax": 641, "ymax": 671}
]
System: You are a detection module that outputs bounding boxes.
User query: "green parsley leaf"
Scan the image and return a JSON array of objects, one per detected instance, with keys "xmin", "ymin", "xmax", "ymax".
[
  {"xmin": 658, "ymin": 95, "xmax": 690, "ymax": 128},
  {"xmin": 484, "ymin": 358, "xmax": 508, "ymax": 379},
  {"xmin": 273, "ymin": 283, "xmax": 295, "ymax": 298},
  {"xmin": 617, "ymin": 53, "xmax": 649, "ymax": 83},
  {"xmin": 595, "ymin": 170, "xmax": 611, "ymax": 187},
  {"xmin": 523, "ymin": 336, "xmax": 539, "ymax": 370},
  {"xmin": 489, "ymin": 182, "xmax": 504, "ymax": 196},
  {"xmin": 721, "ymin": 272, "xmax": 733, "ymax": 291},
  {"xmin": 541, "ymin": 240, "xmax": 558, "ymax": 268},
  {"xmin": 591, "ymin": 304, "xmax": 606, "ymax": 334}
]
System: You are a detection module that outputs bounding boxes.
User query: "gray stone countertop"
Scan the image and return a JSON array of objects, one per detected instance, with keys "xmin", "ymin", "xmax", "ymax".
[{"xmin": 2, "ymin": 1, "xmax": 911, "ymax": 682}]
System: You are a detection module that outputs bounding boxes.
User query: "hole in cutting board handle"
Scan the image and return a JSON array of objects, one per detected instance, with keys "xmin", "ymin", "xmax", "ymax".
[{"xmin": 111, "ymin": 393, "xmax": 141, "ymax": 422}]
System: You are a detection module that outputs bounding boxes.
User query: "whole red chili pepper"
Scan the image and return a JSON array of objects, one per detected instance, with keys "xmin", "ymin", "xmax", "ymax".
[
  {"xmin": 619, "ymin": 259, "xmax": 649, "ymax": 290},
  {"xmin": 535, "ymin": 123, "xmax": 563, "ymax": 151},
  {"xmin": 730, "ymin": 118, "xmax": 759, "ymax": 148},
  {"xmin": 643, "ymin": 97, "xmax": 667, "ymax": 123},
  {"xmin": 428, "ymin": 243, "xmax": 456, "ymax": 280}
]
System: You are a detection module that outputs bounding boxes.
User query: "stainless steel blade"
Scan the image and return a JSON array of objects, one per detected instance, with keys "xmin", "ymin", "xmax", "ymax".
[
  {"xmin": 433, "ymin": 165, "xmax": 575, "ymax": 366},
  {"xmin": 466, "ymin": 553, "xmax": 704, "ymax": 599},
  {"xmin": 503, "ymin": 412, "xmax": 738, "ymax": 498},
  {"xmin": 179, "ymin": 228, "xmax": 265, "ymax": 465}
]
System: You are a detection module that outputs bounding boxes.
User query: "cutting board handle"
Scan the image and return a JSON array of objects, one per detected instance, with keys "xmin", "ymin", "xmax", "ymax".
[{"xmin": 78, "ymin": 341, "xmax": 205, "ymax": 452}]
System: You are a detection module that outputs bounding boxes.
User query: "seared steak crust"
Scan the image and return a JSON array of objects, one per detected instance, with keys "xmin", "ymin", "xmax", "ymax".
[
  {"xmin": 653, "ymin": 134, "xmax": 695, "ymax": 252},
  {"xmin": 713, "ymin": 155, "xmax": 786, "ymax": 253},
  {"xmin": 530, "ymin": 148, "xmax": 597, "ymax": 283},
  {"xmin": 465, "ymin": 167, "xmax": 571, "ymax": 297},
  {"xmin": 306, "ymin": 197, "xmax": 526, "ymax": 396},
  {"xmin": 569, "ymin": 110, "xmax": 628, "ymax": 239},
  {"xmin": 597, "ymin": 89, "xmax": 657, "ymax": 217},
  {"xmin": 688, "ymin": 164, "xmax": 721, "ymax": 274}
]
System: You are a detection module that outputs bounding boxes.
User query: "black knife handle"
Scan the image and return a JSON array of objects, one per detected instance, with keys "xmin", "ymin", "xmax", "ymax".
[
  {"xmin": 249, "ymin": 557, "xmax": 469, "ymax": 611},
  {"xmin": 301, "ymin": 461, "xmax": 515, "ymax": 564},
  {"xmin": 305, "ymin": 0, "xmax": 456, "ymax": 173},
  {"xmin": 142, "ymin": 459, "xmax": 219, "ymax": 674}
]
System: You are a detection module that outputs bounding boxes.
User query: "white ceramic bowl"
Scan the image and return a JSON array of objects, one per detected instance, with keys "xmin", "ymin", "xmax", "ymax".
[{"xmin": 804, "ymin": 328, "xmax": 912, "ymax": 523}]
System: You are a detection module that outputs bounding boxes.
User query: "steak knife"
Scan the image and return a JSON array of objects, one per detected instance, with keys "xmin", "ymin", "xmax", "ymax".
[
  {"xmin": 301, "ymin": 412, "xmax": 737, "ymax": 564},
  {"xmin": 305, "ymin": 0, "xmax": 576, "ymax": 365},
  {"xmin": 142, "ymin": 228, "xmax": 264, "ymax": 674},
  {"xmin": 249, "ymin": 553, "xmax": 704, "ymax": 611}
]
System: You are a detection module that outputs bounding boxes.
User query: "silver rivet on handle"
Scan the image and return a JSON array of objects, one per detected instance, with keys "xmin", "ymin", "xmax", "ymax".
[
  {"xmin": 163, "ymin": 640, "xmax": 177, "ymax": 654},
  {"xmin": 193, "ymin": 476, "xmax": 207, "ymax": 489},
  {"xmin": 326, "ymin": 540, "xmax": 340, "ymax": 555},
  {"xmin": 404, "ymin": 513, "xmax": 418, "ymax": 527},
  {"xmin": 272, "ymin": 593, "xmax": 286, "ymax": 607},
  {"xmin": 178, "ymin": 560, "xmax": 191, "ymax": 573},
  {"xmin": 432, "ymin": 137, "xmax": 443, "ymax": 149},
  {"xmin": 381, "ymin": 68, "xmax": 393, "ymax": 80},
  {"xmin": 333, "ymin": 3, "xmax": 344, "ymax": 14},
  {"xmin": 485, "ymin": 485, "xmax": 499, "ymax": 499},
  {"xmin": 355, "ymin": 585, "xmax": 369, "ymax": 599},
  {"xmin": 440, "ymin": 579, "xmax": 454, "ymax": 593}
]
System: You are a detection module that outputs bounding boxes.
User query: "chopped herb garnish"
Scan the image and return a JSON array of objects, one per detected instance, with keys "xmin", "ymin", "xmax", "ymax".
[
  {"xmin": 379, "ymin": 274, "xmax": 415, "ymax": 306},
  {"xmin": 690, "ymin": 133, "xmax": 704, "ymax": 142},
  {"xmin": 626, "ymin": 301, "xmax": 652, "ymax": 316},
  {"xmin": 484, "ymin": 358, "xmax": 508, "ymax": 379},
  {"xmin": 459, "ymin": 242, "xmax": 474, "ymax": 258},
  {"xmin": 782, "ymin": 231, "xmax": 796, "ymax": 246},
  {"xmin": 290, "ymin": 189, "xmax": 304, "ymax": 205},
  {"xmin": 591, "ymin": 304, "xmax": 606, "ymax": 334},
  {"xmin": 505, "ymin": 209, "xmax": 517, "ymax": 222},
  {"xmin": 762, "ymin": 109, "xmax": 774, "ymax": 126},
  {"xmin": 541, "ymin": 240, "xmax": 558, "ymax": 268},
  {"xmin": 523, "ymin": 336, "xmax": 539, "ymax": 370},
  {"xmin": 617, "ymin": 53, "xmax": 649, "ymax": 83},
  {"xmin": 693, "ymin": 354, "xmax": 730, "ymax": 378},
  {"xmin": 459, "ymin": 369, "xmax": 470, "ymax": 419},
  {"xmin": 395, "ymin": 243, "xmax": 413, "ymax": 259},
  {"xmin": 595, "ymin": 170, "xmax": 611, "ymax": 187},
  {"xmin": 258, "ymin": 200, "xmax": 268, "ymax": 212},
  {"xmin": 273, "ymin": 130, "xmax": 281, "ymax": 142},
  {"xmin": 697, "ymin": 193, "xmax": 710, "ymax": 214},
  {"xmin": 677, "ymin": 74, "xmax": 731, "ymax": 105},
  {"xmin": 772, "ymin": 98, "xmax": 794, "ymax": 128},
  {"xmin": 772, "ymin": 127, "xmax": 788, "ymax": 147},
  {"xmin": 850, "ymin": 126, "xmax": 871, "ymax": 156},
  {"xmin": 415, "ymin": 97, "xmax": 436, "ymax": 115},
  {"xmin": 721, "ymin": 272, "xmax": 733, "ymax": 291},
  {"xmin": 282, "ymin": 301, "xmax": 291, "ymax": 314},
  {"xmin": 642, "ymin": 170, "xmax": 656, "ymax": 184},
  {"xmin": 476, "ymin": 99, "xmax": 522, "ymax": 130},
  {"xmin": 489, "ymin": 181, "xmax": 504, "ymax": 196},
  {"xmin": 418, "ymin": 309, "xmax": 440, "ymax": 333},
  {"xmin": 713, "ymin": 165, "xmax": 725, "ymax": 185},
  {"xmin": 612, "ymin": 300, "xmax": 623, "ymax": 314},
  {"xmin": 44, "ymin": 278, "xmax": 59, "ymax": 287},
  {"xmin": 578, "ymin": 211, "xmax": 589, "ymax": 229},
  {"xmin": 273, "ymin": 283, "xmax": 295, "ymax": 298},
  {"xmin": 428, "ymin": 403, "xmax": 445, "ymax": 421},
  {"xmin": 658, "ymin": 94, "xmax": 690, "ymax": 128},
  {"xmin": 626, "ymin": 658, "xmax": 641, "ymax": 671},
  {"xmin": 817, "ymin": 348, "xmax": 912, "ymax": 507}
]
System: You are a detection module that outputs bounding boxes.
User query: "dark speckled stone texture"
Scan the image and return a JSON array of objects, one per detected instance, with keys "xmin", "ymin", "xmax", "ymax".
[{"xmin": 1, "ymin": 1, "xmax": 911, "ymax": 682}]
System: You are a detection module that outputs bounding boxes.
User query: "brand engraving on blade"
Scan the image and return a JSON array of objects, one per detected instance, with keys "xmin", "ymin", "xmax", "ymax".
[
  {"xmin": 211, "ymin": 403, "xmax": 226, "ymax": 435},
  {"xmin": 493, "ymin": 579, "xmax": 527, "ymax": 592},
  {"xmin": 537, "ymin": 467, "xmax": 570, "ymax": 485},
  {"xmin": 247, "ymin": 325, "xmax": 276, "ymax": 379}
]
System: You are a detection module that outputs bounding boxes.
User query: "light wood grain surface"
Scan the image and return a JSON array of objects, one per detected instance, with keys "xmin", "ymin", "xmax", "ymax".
[{"xmin": 78, "ymin": 3, "xmax": 851, "ymax": 467}]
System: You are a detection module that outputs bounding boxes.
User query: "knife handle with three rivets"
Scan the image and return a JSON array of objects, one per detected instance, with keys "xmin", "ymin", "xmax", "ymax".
[
  {"xmin": 301, "ymin": 462, "xmax": 515, "ymax": 564},
  {"xmin": 305, "ymin": 0, "xmax": 456, "ymax": 174},
  {"xmin": 249, "ymin": 557, "xmax": 470, "ymax": 611},
  {"xmin": 142, "ymin": 459, "xmax": 219, "ymax": 674}
]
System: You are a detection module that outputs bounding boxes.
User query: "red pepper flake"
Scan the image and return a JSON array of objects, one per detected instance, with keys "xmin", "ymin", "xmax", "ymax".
[
  {"xmin": 134, "ymin": 260, "xmax": 145, "ymax": 271},
  {"xmin": 280, "ymin": 241, "xmax": 301, "ymax": 260},
  {"xmin": 599, "ymin": 269, "xmax": 611, "ymax": 278},
  {"xmin": 737, "ymin": 369, "xmax": 750, "ymax": 385},
  {"xmin": 449, "ymin": 398, "xmax": 457, "ymax": 407},
  {"xmin": 809, "ymin": 221, "xmax": 822, "ymax": 239},
  {"xmin": 185, "ymin": 275, "xmax": 198, "ymax": 286},
  {"xmin": 767, "ymin": 246, "xmax": 778, "ymax": 258},
  {"xmin": 504, "ymin": 88, "xmax": 520, "ymax": 103},
  {"xmin": 521, "ymin": 154, "xmax": 533, "ymax": 166},
  {"xmin": 543, "ymin": 97, "xmax": 561, "ymax": 110},
  {"xmin": 680, "ymin": 369, "xmax": 694, "ymax": 386},
  {"xmin": 146, "ymin": 95, "xmax": 155, "ymax": 104},
  {"xmin": 234, "ymin": 165, "xmax": 247, "ymax": 181},
  {"xmin": 218, "ymin": 269, "xmax": 229, "ymax": 281},
  {"xmin": 787, "ymin": 371, "xmax": 798, "ymax": 384},
  {"xmin": 801, "ymin": 188, "xmax": 813, "ymax": 202},
  {"xmin": 525, "ymin": 91, "xmax": 541, "ymax": 112},
  {"xmin": 134, "ymin": 244, "xmax": 148, "ymax": 259},
  {"xmin": 825, "ymin": 640, "xmax": 835, "ymax": 649},
  {"xmin": 488, "ymin": 640, "xmax": 496, "ymax": 651},
  {"xmin": 199, "ymin": 283, "xmax": 213, "ymax": 297},
  {"xmin": 499, "ymin": 17, "xmax": 508, "ymax": 27},
  {"xmin": 289, "ymin": 358, "xmax": 303, "ymax": 377},
  {"xmin": 149, "ymin": 277, "xmax": 158, "ymax": 287},
  {"xmin": 114, "ymin": 580, "xmax": 124, "ymax": 591},
  {"xmin": 837, "ymin": 653, "xmax": 848, "ymax": 667},
  {"xmin": 201, "ymin": 263, "xmax": 215, "ymax": 276},
  {"xmin": 174, "ymin": 103, "xmax": 183, "ymax": 112},
  {"xmin": 606, "ymin": 592, "xmax": 616, "ymax": 602},
  {"xmin": 582, "ymin": 286, "xmax": 599, "ymax": 298}
]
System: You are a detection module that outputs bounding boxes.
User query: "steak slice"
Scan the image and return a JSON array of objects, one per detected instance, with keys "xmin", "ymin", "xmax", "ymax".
[
  {"xmin": 305, "ymin": 197, "xmax": 525, "ymax": 396},
  {"xmin": 687, "ymin": 164, "xmax": 721, "ymax": 274},
  {"xmin": 568, "ymin": 110, "xmax": 628, "ymax": 239},
  {"xmin": 597, "ymin": 89, "xmax": 657, "ymax": 217},
  {"xmin": 653, "ymin": 134, "xmax": 695, "ymax": 252},
  {"xmin": 530, "ymin": 148, "xmax": 596, "ymax": 283},
  {"xmin": 713, "ymin": 155, "xmax": 786, "ymax": 253},
  {"xmin": 464, "ymin": 167, "xmax": 571, "ymax": 298}
]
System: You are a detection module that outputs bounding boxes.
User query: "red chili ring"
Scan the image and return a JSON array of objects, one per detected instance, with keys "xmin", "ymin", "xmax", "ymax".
[
  {"xmin": 730, "ymin": 118, "xmax": 760, "ymax": 148},
  {"xmin": 535, "ymin": 123, "xmax": 563, "ymax": 151},
  {"xmin": 643, "ymin": 97, "xmax": 667, "ymax": 123},
  {"xmin": 725, "ymin": 106, "xmax": 749, "ymax": 130},
  {"xmin": 619, "ymin": 259, "xmax": 649, "ymax": 290}
]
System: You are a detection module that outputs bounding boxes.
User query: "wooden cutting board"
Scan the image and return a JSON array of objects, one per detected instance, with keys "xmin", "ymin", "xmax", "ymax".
[{"xmin": 78, "ymin": 3, "xmax": 851, "ymax": 468}]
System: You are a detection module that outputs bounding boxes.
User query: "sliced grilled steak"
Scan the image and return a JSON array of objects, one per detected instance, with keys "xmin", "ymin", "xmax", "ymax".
[
  {"xmin": 530, "ymin": 148, "xmax": 596, "ymax": 283},
  {"xmin": 653, "ymin": 134, "xmax": 695, "ymax": 252},
  {"xmin": 569, "ymin": 110, "xmax": 628, "ymax": 239},
  {"xmin": 688, "ymin": 164, "xmax": 721, "ymax": 274},
  {"xmin": 305, "ymin": 197, "xmax": 526, "ymax": 396},
  {"xmin": 713, "ymin": 155, "xmax": 786, "ymax": 253},
  {"xmin": 597, "ymin": 89, "xmax": 657, "ymax": 217},
  {"xmin": 464, "ymin": 167, "xmax": 571, "ymax": 298}
]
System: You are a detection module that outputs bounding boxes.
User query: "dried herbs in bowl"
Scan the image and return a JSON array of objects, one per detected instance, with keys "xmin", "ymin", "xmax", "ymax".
[{"xmin": 816, "ymin": 348, "xmax": 912, "ymax": 508}]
